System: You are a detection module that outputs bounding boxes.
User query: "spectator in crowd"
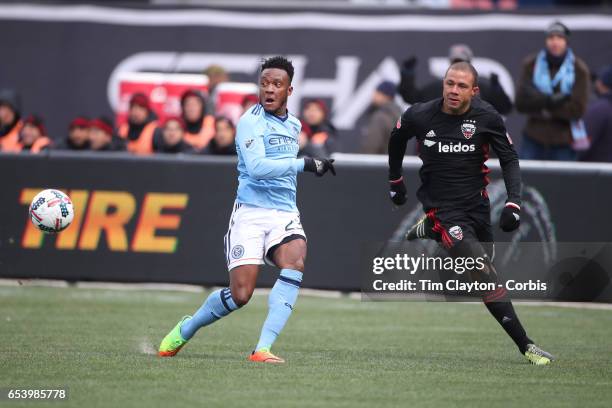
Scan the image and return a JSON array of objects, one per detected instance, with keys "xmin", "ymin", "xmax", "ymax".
[
  {"xmin": 241, "ymin": 94, "xmax": 259, "ymax": 113},
  {"xmin": 299, "ymin": 99, "xmax": 336, "ymax": 157},
  {"xmin": 360, "ymin": 81, "xmax": 402, "ymax": 154},
  {"xmin": 398, "ymin": 44, "xmax": 513, "ymax": 115},
  {"xmin": 90, "ymin": 117, "xmax": 125, "ymax": 152},
  {"xmin": 515, "ymin": 21, "xmax": 590, "ymax": 161},
  {"xmin": 203, "ymin": 116, "xmax": 236, "ymax": 155},
  {"xmin": 4, "ymin": 115, "xmax": 51, "ymax": 153},
  {"xmin": 0, "ymin": 89, "xmax": 23, "ymax": 151},
  {"xmin": 153, "ymin": 117, "xmax": 195, "ymax": 154},
  {"xmin": 180, "ymin": 89, "xmax": 215, "ymax": 151},
  {"xmin": 54, "ymin": 116, "xmax": 90, "ymax": 151},
  {"xmin": 118, "ymin": 93, "xmax": 158, "ymax": 155},
  {"xmin": 580, "ymin": 65, "xmax": 612, "ymax": 162},
  {"xmin": 203, "ymin": 64, "xmax": 229, "ymax": 116}
]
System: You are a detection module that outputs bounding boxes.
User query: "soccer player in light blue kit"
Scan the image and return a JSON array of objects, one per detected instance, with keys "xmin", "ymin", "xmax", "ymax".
[{"xmin": 159, "ymin": 56, "xmax": 336, "ymax": 363}]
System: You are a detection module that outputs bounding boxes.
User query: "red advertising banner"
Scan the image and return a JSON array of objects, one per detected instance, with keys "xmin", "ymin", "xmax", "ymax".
[{"xmin": 116, "ymin": 72, "xmax": 209, "ymax": 126}]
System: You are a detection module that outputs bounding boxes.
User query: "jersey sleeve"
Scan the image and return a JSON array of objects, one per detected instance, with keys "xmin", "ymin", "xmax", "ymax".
[
  {"xmin": 388, "ymin": 107, "xmax": 417, "ymax": 180},
  {"xmin": 236, "ymin": 117, "xmax": 304, "ymax": 180},
  {"xmin": 487, "ymin": 115, "xmax": 522, "ymax": 206}
]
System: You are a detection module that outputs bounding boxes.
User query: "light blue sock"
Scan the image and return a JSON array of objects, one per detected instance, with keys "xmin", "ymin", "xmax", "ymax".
[
  {"xmin": 255, "ymin": 269, "xmax": 303, "ymax": 351},
  {"xmin": 180, "ymin": 287, "xmax": 239, "ymax": 340}
]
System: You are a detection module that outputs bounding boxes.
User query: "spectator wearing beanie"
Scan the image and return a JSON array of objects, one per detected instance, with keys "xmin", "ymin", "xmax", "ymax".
[
  {"xmin": 153, "ymin": 117, "xmax": 195, "ymax": 154},
  {"xmin": 580, "ymin": 65, "xmax": 612, "ymax": 162},
  {"xmin": 90, "ymin": 117, "xmax": 125, "ymax": 152},
  {"xmin": 0, "ymin": 89, "xmax": 23, "ymax": 152},
  {"xmin": 299, "ymin": 99, "xmax": 336, "ymax": 157},
  {"xmin": 5, "ymin": 115, "xmax": 51, "ymax": 153},
  {"xmin": 516, "ymin": 21, "xmax": 590, "ymax": 161},
  {"xmin": 180, "ymin": 89, "xmax": 215, "ymax": 151},
  {"xmin": 360, "ymin": 80, "xmax": 402, "ymax": 154},
  {"xmin": 54, "ymin": 116, "xmax": 90, "ymax": 151},
  {"xmin": 397, "ymin": 44, "xmax": 512, "ymax": 115},
  {"xmin": 118, "ymin": 93, "xmax": 158, "ymax": 155},
  {"xmin": 203, "ymin": 64, "xmax": 229, "ymax": 117},
  {"xmin": 202, "ymin": 116, "xmax": 236, "ymax": 155}
]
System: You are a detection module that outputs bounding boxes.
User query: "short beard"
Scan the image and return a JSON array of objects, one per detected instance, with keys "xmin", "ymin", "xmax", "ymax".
[{"xmin": 444, "ymin": 98, "xmax": 469, "ymax": 115}]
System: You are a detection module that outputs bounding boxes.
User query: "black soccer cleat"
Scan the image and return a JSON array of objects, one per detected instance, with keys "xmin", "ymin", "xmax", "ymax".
[{"xmin": 405, "ymin": 215, "xmax": 436, "ymax": 241}]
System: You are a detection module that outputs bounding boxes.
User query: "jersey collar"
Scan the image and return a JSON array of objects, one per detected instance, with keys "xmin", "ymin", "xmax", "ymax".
[{"xmin": 265, "ymin": 109, "xmax": 289, "ymax": 123}]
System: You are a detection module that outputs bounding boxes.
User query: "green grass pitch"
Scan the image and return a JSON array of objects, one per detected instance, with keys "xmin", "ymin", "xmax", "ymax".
[{"xmin": 1, "ymin": 285, "xmax": 611, "ymax": 408}]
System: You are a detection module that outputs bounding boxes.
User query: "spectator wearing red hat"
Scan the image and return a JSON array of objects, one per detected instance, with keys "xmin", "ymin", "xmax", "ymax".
[
  {"xmin": 202, "ymin": 116, "xmax": 236, "ymax": 155},
  {"xmin": 180, "ymin": 89, "xmax": 215, "ymax": 151},
  {"xmin": 241, "ymin": 94, "xmax": 259, "ymax": 113},
  {"xmin": 0, "ymin": 89, "xmax": 23, "ymax": 152},
  {"xmin": 299, "ymin": 99, "xmax": 336, "ymax": 157},
  {"xmin": 118, "ymin": 93, "xmax": 158, "ymax": 155},
  {"xmin": 54, "ymin": 116, "xmax": 90, "ymax": 151},
  {"xmin": 3, "ymin": 115, "xmax": 51, "ymax": 153},
  {"xmin": 153, "ymin": 117, "xmax": 195, "ymax": 154},
  {"xmin": 90, "ymin": 117, "xmax": 125, "ymax": 151}
]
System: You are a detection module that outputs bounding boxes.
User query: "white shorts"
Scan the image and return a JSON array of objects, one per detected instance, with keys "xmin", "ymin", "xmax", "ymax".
[{"xmin": 223, "ymin": 202, "xmax": 306, "ymax": 271}]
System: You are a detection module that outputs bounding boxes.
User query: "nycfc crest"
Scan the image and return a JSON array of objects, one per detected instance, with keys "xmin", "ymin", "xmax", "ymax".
[
  {"xmin": 461, "ymin": 120, "xmax": 476, "ymax": 140},
  {"xmin": 231, "ymin": 245, "xmax": 245, "ymax": 259}
]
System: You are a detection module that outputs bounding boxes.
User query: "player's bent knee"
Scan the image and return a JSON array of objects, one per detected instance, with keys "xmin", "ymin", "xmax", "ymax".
[
  {"xmin": 273, "ymin": 238, "xmax": 307, "ymax": 272},
  {"xmin": 281, "ymin": 256, "xmax": 305, "ymax": 272},
  {"xmin": 231, "ymin": 286, "xmax": 254, "ymax": 307},
  {"xmin": 276, "ymin": 252, "xmax": 306, "ymax": 272}
]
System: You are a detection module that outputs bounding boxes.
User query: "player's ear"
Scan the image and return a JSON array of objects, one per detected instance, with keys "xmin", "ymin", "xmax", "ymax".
[
  {"xmin": 287, "ymin": 85, "xmax": 293, "ymax": 96},
  {"xmin": 472, "ymin": 85, "xmax": 479, "ymax": 97}
]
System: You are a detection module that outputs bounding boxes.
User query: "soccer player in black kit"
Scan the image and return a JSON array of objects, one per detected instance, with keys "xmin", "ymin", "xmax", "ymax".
[{"xmin": 388, "ymin": 61, "xmax": 554, "ymax": 365}]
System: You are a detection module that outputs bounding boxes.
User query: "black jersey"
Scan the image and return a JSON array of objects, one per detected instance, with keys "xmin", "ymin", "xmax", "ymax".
[{"xmin": 388, "ymin": 97, "xmax": 521, "ymax": 210}]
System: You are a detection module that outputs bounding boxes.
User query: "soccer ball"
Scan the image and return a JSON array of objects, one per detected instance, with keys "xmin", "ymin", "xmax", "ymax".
[{"xmin": 29, "ymin": 189, "xmax": 74, "ymax": 234}]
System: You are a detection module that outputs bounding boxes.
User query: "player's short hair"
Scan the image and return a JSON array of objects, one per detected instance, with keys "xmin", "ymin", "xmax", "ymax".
[
  {"xmin": 445, "ymin": 61, "xmax": 479, "ymax": 87},
  {"xmin": 261, "ymin": 56, "xmax": 294, "ymax": 83}
]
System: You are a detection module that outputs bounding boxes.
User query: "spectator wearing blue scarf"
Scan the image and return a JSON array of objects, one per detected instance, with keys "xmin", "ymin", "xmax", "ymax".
[{"xmin": 516, "ymin": 21, "xmax": 591, "ymax": 161}]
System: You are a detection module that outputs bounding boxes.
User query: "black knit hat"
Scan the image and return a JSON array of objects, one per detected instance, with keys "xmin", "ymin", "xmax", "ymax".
[
  {"xmin": 0, "ymin": 89, "xmax": 21, "ymax": 113},
  {"xmin": 598, "ymin": 65, "xmax": 612, "ymax": 89},
  {"xmin": 547, "ymin": 21, "xmax": 570, "ymax": 38}
]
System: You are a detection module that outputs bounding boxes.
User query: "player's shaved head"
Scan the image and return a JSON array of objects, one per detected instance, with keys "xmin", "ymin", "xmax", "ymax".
[{"xmin": 445, "ymin": 61, "xmax": 479, "ymax": 87}]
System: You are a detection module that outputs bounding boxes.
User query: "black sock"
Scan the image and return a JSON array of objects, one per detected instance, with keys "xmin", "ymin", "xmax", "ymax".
[{"xmin": 483, "ymin": 288, "xmax": 532, "ymax": 354}]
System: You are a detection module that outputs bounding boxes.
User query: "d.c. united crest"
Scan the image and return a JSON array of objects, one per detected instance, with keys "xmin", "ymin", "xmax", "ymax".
[{"xmin": 461, "ymin": 121, "xmax": 476, "ymax": 139}]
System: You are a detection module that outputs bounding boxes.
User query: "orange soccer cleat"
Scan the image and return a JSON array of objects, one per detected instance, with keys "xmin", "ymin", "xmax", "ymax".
[{"xmin": 248, "ymin": 349, "xmax": 285, "ymax": 364}]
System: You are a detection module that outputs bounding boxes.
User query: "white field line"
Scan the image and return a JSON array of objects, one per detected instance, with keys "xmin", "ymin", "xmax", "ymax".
[
  {"xmin": 138, "ymin": 337, "xmax": 157, "ymax": 356},
  {"xmin": 0, "ymin": 279, "xmax": 610, "ymax": 310}
]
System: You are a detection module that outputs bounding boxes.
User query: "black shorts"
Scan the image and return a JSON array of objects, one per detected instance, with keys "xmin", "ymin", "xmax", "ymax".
[{"xmin": 425, "ymin": 196, "xmax": 493, "ymax": 259}]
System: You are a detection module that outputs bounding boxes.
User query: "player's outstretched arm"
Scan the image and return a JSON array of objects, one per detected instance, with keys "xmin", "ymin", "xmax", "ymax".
[
  {"xmin": 387, "ymin": 108, "xmax": 415, "ymax": 206},
  {"xmin": 488, "ymin": 116, "xmax": 522, "ymax": 232}
]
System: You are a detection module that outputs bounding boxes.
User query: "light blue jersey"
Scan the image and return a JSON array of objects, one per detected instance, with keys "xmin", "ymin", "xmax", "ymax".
[{"xmin": 235, "ymin": 104, "xmax": 305, "ymax": 212}]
